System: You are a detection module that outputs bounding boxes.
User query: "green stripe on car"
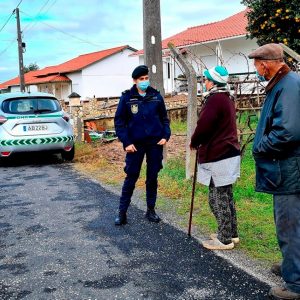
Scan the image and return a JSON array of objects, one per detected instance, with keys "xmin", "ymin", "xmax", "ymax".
[
  {"xmin": 0, "ymin": 136, "xmax": 74, "ymax": 146},
  {"xmin": 6, "ymin": 114, "xmax": 63, "ymax": 120}
]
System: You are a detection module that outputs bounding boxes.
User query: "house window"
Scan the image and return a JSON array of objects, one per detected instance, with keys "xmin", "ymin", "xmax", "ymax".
[{"xmin": 167, "ymin": 63, "xmax": 171, "ymax": 79}]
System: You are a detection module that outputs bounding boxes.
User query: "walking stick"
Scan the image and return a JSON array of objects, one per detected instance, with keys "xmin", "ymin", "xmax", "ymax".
[{"xmin": 188, "ymin": 149, "xmax": 198, "ymax": 236}]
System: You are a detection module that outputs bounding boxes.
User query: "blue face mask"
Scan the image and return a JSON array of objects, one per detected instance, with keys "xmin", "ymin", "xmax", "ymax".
[
  {"xmin": 137, "ymin": 80, "xmax": 150, "ymax": 91},
  {"xmin": 256, "ymin": 71, "xmax": 266, "ymax": 82}
]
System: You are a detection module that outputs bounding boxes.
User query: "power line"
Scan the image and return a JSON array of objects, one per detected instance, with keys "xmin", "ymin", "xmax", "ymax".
[
  {"xmin": 16, "ymin": 0, "xmax": 23, "ymax": 8},
  {"xmin": 0, "ymin": 12, "xmax": 15, "ymax": 34},
  {"xmin": 0, "ymin": 1, "xmax": 141, "ymax": 60},
  {"xmin": 23, "ymin": 0, "xmax": 55, "ymax": 32},
  {"xmin": 0, "ymin": 39, "xmax": 15, "ymax": 57},
  {"xmin": 20, "ymin": 10, "xmax": 103, "ymax": 47},
  {"xmin": 0, "ymin": 0, "xmax": 24, "ymax": 53}
]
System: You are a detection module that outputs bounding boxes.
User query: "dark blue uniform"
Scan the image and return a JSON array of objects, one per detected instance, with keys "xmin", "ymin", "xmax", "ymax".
[{"xmin": 114, "ymin": 85, "xmax": 171, "ymax": 213}]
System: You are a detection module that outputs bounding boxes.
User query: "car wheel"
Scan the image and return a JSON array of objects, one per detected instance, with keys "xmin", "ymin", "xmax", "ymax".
[{"xmin": 61, "ymin": 145, "xmax": 75, "ymax": 161}]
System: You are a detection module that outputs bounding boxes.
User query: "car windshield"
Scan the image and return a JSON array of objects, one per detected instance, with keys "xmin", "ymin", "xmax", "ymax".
[{"xmin": 2, "ymin": 97, "xmax": 61, "ymax": 115}]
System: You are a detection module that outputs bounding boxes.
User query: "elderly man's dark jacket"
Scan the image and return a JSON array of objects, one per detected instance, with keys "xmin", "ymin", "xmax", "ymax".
[
  {"xmin": 253, "ymin": 65, "xmax": 300, "ymax": 194},
  {"xmin": 114, "ymin": 85, "xmax": 171, "ymax": 148}
]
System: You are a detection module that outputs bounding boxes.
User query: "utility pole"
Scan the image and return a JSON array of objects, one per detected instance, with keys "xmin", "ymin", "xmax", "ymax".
[
  {"xmin": 168, "ymin": 43, "xmax": 198, "ymax": 179},
  {"xmin": 15, "ymin": 8, "xmax": 25, "ymax": 92},
  {"xmin": 143, "ymin": 0, "xmax": 164, "ymax": 96}
]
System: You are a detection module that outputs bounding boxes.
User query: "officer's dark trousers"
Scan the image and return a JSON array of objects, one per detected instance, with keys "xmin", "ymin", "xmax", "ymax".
[
  {"xmin": 274, "ymin": 194, "xmax": 300, "ymax": 293},
  {"xmin": 119, "ymin": 143, "xmax": 163, "ymax": 213}
]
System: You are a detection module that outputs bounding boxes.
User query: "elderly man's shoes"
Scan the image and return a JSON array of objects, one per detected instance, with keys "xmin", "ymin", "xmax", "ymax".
[
  {"xmin": 269, "ymin": 286, "xmax": 300, "ymax": 299},
  {"xmin": 115, "ymin": 212, "xmax": 127, "ymax": 226},
  {"xmin": 145, "ymin": 208, "xmax": 160, "ymax": 223}
]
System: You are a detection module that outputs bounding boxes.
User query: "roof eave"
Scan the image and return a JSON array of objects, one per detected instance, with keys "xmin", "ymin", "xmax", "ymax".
[
  {"xmin": 59, "ymin": 45, "xmax": 138, "ymax": 74},
  {"xmin": 165, "ymin": 34, "xmax": 247, "ymax": 51},
  {"xmin": 135, "ymin": 34, "xmax": 247, "ymax": 57}
]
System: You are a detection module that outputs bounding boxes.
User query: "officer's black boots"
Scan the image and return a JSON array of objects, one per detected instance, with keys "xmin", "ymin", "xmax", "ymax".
[
  {"xmin": 115, "ymin": 209, "xmax": 160, "ymax": 225},
  {"xmin": 115, "ymin": 212, "xmax": 127, "ymax": 226},
  {"xmin": 145, "ymin": 208, "xmax": 160, "ymax": 223}
]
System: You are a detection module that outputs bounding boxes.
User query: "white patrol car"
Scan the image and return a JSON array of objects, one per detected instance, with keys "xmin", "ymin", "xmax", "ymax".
[{"xmin": 0, "ymin": 92, "xmax": 74, "ymax": 160}]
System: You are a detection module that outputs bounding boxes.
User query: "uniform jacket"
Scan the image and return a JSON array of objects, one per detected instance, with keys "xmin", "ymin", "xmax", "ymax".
[
  {"xmin": 190, "ymin": 87, "xmax": 240, "ymax": 163},
  {"xmin": 114, "ymin": 85, "xmax": 171, "ymax": 148},
  {"xmin": 253, "ymin": 65, "xmax": 300, "ymax": 194}
]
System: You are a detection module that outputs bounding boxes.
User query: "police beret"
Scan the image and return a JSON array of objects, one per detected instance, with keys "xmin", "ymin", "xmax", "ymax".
[
  {"xmin": 132, "ymin": 65, "xmax": 149, "ymax": 79},
  {"xmin": 248, "ymin": 43, "xmax": 284, "ymax": 60}
]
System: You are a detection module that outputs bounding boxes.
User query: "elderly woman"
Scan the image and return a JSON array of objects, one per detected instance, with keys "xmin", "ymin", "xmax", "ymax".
[{"xmin": 190, "ymin": 65, "xmax": 240, "ymax": 250}]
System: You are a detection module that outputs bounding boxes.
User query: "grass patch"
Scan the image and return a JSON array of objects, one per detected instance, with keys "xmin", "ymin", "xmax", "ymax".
[
  {"xmin": 74, "ymin": 119, "xmax": 281, "ymax": 265},
  {"xmin": 74, "ymin": 142, "xmax": 124, "ymax": 185},
  {"xmin": 170, "ymin": 120, "xmax": 187, "ymax": 135},
  {"xmin": 158, "ymin": 120, "xmax": 280, "ymax": 263},
  {"xmin": 157, "ymin": 148, "xmax": 281, "ymax": 263}
]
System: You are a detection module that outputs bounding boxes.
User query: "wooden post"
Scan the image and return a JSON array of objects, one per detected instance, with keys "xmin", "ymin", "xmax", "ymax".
[
  {"xmin": 143, "ymin": 0, "xmax": 164, "ymax": 95},
  {"xmin": 15, "ymin": 8, "xmax": 25, "ymax": 92},
  {"xmin": 280, "ymin": 43, "xmax": 300, "ymax": 62},
  {"xmin": 143, "ymin": 0, "xmax": 168, "ymax": 163},
  {"xmin": 168, "ymin": 43, "xmax": 198, "ymax": 179}
]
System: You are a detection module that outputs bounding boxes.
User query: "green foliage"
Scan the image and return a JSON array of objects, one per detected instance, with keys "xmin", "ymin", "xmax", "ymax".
[
  {"xmin": 24, "ymin": 62, "xmax": 39, "ymax": 73},
  {"xmin": 241, "ymin": 0, "xmax": 300, "ymax": 55}
]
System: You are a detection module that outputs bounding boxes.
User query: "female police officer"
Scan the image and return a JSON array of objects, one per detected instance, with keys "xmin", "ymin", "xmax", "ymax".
[{"xmin": 114, "ymin": 65, "xmax": 171, "ymax": 225}]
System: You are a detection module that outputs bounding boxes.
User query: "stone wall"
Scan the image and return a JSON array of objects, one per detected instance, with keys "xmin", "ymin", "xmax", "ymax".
[
  {"xmin": 60, "ymin": 95, "xmax": 191, "ymax": 140},
  {"xmin": 61, "ymin": 92, "xmax": 261, "ymax": 140}
]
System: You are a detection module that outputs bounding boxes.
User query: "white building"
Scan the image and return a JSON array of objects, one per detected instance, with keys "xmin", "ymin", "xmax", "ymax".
[
  {"xmin": 0, "ymin": 45, "xmax": 139, "ymax": 100},
  {"xmin": 135, "ymin": 9, "xmax": 258, "ymax": 94}
]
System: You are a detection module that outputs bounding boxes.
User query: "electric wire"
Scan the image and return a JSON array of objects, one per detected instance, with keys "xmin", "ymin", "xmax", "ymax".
[
  {"xmin": 20, "ymin": 10, "xmax": 103, "ymax": 47},
  {"xmin": 23, "ymin": 0, "xmax": 55, "ymax": 32},
  {"xmin": 20, "ymin": 9, "xmax": 141, "ymax": 46},
  {"xmin": 0, "ymin": 0, "xmax": 23, "ymax": 55},
  {"xmin": 0, "ymin": 12, "xmax": 14, "ymax": 33},
  {"xmin": 0, "ymin": 0, "xmax": 23, "ymax": 34}
]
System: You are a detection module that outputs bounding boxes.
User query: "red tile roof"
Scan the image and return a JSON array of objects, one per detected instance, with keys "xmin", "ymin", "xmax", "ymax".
[
  {"xmin": 134, "ymin": 9, "xmax": 248, "ymax": 56},
  {"xmin": 47, "ymin": 45, "xmax": 135, "ymax": 74},
  {"xmin": 30, "ymin": 74, "xmax": 71, "ymax": 84},
  {"xmin": 0, "ymin": 45, "xmax": 136, "ymax": 89}
]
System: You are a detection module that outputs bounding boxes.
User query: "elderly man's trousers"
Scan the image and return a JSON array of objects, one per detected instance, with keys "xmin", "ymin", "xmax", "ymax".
[
  {"xmin": 119, "ymin": 143, "xmax": 163, "ymax": 213},
  {"xmin": 274, "ymin": 194, "xmax": 300, "ymax": 293}
]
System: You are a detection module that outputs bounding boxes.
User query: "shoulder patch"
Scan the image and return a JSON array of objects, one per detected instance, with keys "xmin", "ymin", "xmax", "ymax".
[
  {"xmin": 122, "ymin": 89, "xmax": 130, "ymax": 95},
  {"xmin": 152, "ymin": 87, "xmax": 159, "ymax": 93}
]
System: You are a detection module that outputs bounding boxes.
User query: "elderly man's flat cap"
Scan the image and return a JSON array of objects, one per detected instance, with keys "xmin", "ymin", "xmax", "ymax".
[
  {"xmin": 248, "ymin": 43, "xmax": 284, "ymax": 60},
  {"xmin": 132, "ymin": 65, "xmax": 149, "ymax": 79}
]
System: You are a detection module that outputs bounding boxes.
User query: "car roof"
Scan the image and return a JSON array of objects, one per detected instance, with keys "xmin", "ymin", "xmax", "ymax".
[{"xmin": 0, "ymin": 92, "xmax": 57, "ymax": 102}]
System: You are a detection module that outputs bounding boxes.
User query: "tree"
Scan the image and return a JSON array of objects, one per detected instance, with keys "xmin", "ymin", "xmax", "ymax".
[
  {"xmin": 24, "ymin": 63, "xmax": 39, "ymax": 73},
  {"xmin": 241, "ymin": 0, "xmax": 300, "ymax": 56}
]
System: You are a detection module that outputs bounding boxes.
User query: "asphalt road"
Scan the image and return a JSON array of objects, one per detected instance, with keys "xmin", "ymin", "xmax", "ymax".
[{"xmin": 0, "ymin": 155, "xmax": 271, "ymax": 300}]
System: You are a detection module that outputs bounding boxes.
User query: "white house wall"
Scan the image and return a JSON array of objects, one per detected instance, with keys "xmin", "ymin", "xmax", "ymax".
[
  {"xmin": 10, "ymin": 86, "xmax": 22, "ymax": 93},
  {"xmin": 9, "ymin": 85, "xmax": 37, "ymax": 93},
  {"xmin": 171, "ymin": 37, "xmax": 258, "ymax": 93},
  {"xmin": 136, "ymin": 36, "xmax": 258, "ymax": 94},
  {"xmin": 79, "ymin": 49, "xmax": 139, "ymax": 99},
  {"xmin": 67, "ymin": 71, "xmax": 82, "ymax": 95},
  {"xmin": 173, "ymin": 37, "xmax": 258, "ymax": 78},
  {"xmin": 218, "ymin": 37, "xmax": 258, "ymax": 74},
  {"xmin": 138, "ymin": 56, "xmax": 175, "ymax": 94}
]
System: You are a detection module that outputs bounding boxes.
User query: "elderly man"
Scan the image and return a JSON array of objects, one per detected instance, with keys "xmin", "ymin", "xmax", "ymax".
[{"xmin": 249, "ymin": 43, "xmax": 300, "ymax": 300}]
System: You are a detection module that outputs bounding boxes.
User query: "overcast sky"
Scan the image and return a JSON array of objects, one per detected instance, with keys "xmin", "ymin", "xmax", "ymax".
[{"xmin": 0, "ymin": 0, "xmax": 246, "ymax": 83}]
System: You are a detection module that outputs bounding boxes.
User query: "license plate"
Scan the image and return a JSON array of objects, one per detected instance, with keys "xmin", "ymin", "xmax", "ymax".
[{"xmin": 24, "ymin": 125, "xmax": 48, "ymax": 132}]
